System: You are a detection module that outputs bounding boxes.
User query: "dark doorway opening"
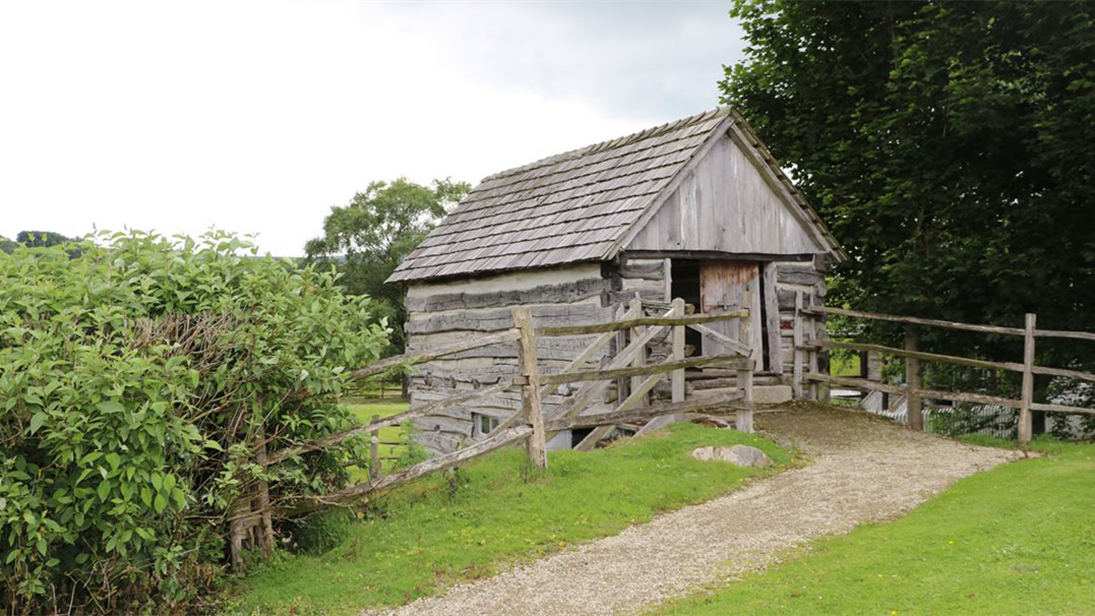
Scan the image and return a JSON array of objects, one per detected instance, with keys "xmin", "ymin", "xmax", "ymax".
[
  {"xmin": 756, "ymin": 262, "xmax": 772, "ymax": 372},
  {"xmin": 571, "ymin": 427, "xmax": 594, "ymax": 448},
  {"xmin": 670, "ymin": 259, "xmax": 703, "ymax": 354}
]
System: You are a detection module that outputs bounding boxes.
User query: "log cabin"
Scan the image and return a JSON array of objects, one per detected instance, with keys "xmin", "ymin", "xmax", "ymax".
[{"xmin": 387, "ymin": 107, "xmax": 846, "ymax": 454}]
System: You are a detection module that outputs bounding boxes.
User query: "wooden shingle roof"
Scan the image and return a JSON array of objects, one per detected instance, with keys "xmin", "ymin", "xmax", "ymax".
[
  {"xmin": 388, "ymin": 108, "xmax": 730, "ymax": 283},
  {"xmin": 388, "ymin": 108, "xmax": 843, "ymax": 283}
]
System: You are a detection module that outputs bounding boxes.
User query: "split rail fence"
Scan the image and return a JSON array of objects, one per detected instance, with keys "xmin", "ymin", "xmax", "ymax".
[
  {"xmin": 795, "ymin": 299, "xmax": 1095, "ymax": 444},
  {"xmin": 228, "ymin": 296, "xmax": 758, "ymax": 569}
]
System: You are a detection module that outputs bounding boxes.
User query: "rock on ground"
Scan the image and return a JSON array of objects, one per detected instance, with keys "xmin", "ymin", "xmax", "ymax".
[
  {"xmin": 690, "ymin": 444, "xmax": 773, "ymax": 468},
  {"xmin": 373, "ymin": 403, "xmax": 1022, "ymax": 616}
]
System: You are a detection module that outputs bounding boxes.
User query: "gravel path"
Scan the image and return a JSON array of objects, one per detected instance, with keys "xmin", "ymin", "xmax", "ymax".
[{"xmin": 376, "ymin": 404, "xmax": 1022, "ymax": 616}]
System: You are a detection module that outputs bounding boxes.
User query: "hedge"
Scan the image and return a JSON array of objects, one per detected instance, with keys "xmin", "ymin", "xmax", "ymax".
[{"xmin": 0, "ymin": 231, "xmax": 388, "ymax": 613}]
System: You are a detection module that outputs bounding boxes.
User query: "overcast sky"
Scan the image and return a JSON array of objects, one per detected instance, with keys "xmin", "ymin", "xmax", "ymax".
[{"xmin": 1, "ymin": 1, "xmax": 745, "ymax": 256}]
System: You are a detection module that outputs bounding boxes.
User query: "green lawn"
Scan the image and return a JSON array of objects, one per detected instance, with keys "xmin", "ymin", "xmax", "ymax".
[
  {"xmin": 830, "ymin": 349, "xmax": 862, "ymax": 377},
  {"xmin": 229, "ymin": 424, "xmax": 791, "ymax": 615},
  {"xmin": 655, "ymin": 438, "xmax": 1095, "ymax": 616},
  {"xmin": 345, "ymin": 400, "xmax": 409, "ymax": 478}
]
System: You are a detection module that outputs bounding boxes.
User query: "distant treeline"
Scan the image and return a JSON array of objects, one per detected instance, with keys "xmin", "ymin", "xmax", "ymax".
[{"xmin": 0, "ymin": 230, "xmax": 78, "ymax": 253}]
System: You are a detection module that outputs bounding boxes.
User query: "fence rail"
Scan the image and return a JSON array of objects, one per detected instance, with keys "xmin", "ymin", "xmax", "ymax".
[
  {"xmin": 799, "ymin": 304, "xmax": 1095, "ymax": 442},
  {"xmin": 232, "ymin": 295, "xmax": 757, "ymax": 568}
]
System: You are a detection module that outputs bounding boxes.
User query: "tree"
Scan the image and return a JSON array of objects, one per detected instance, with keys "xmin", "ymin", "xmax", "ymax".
[
  {"xmin": 1, "ymin": 231, "xmax": 77, "ymax": 253},
  {"xmin": 721, "ymin": 0, "xmax": 1095, "ymax": 371},
  {"xmin": 15, "ymin": 230, "xmax": 75, "ymax": 247},
  {"xmin": 305, "ymin": 178, "xmax": 470, "ymax": 355}
]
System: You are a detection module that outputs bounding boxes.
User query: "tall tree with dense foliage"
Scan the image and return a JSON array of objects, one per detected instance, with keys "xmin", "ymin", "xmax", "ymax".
[
  {"xmin": 305, "ymin": 178, "xmax": 470, "ymax": 355},
  {"xmin": 721, "ymin": 1, "xmax": 1095, "ymax": 367}
]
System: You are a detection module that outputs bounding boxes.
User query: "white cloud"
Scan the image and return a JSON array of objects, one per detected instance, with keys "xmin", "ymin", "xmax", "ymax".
[{"xmin": 0, "ymin": 0, "xmax": 744, "ymax": 255}]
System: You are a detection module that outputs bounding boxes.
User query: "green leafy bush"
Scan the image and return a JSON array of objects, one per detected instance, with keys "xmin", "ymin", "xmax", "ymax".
[{"xmin": 0, "ymin": 231, "xmax": 388, "ymax": 613}]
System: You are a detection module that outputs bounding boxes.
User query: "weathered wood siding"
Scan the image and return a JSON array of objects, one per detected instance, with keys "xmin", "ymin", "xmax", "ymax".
[
  {"xmin": 404, "ymin": 263, "xmax": 616, "ymax": 454},
  {"xmin": 626, "ymin": 134, "xmax": 824, "ymax": 255},
  {"xmin": 698, "ymin": 260, "xmax": 763, "ymax": 362},
  {"xmin": 600, "ymin": 256, "xmax": 676, "ymax": 401},
  {"xmin": 400, "ymin": 124, "xmax": 840, "ymax": 453},
  {"xmin": 772, "ymin": 257, "xmax": 829, "ymax": 378}
]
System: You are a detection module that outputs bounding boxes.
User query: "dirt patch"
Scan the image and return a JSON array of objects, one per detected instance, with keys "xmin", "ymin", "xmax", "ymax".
[{"xmin": 373, "ymin": 403, "xmax": 1021, "ymax": 616}]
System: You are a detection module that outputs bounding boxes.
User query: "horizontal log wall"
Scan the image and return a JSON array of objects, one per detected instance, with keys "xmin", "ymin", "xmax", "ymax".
[
  {"xmin": 604, "ymin": 256, "xmax": 674, "ymax": 399},
  {"xmin": 404, "ymin": 264, "xmax": 616, "ymax": 454},
  {"xmin": 403, "ymin": 255, "xmax": 831, "ymax": 454},
  {"xmin": 774, "ymin": 256, "xmax": 829, "ymax": 380}
]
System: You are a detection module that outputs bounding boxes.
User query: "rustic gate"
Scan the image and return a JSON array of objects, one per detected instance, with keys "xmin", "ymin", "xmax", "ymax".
[{"xmin": 227, "ymin": 297, "xmax": 758, "ymax": 569}]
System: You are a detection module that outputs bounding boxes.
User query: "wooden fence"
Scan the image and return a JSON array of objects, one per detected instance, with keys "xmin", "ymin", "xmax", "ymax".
[
  {"xmin": 228, "ymin": 296, "xmax": 757, "ymax": 569},
  {"xmin": 797, "ymin": 300, "xmax": 1095, "ymax": 444}
]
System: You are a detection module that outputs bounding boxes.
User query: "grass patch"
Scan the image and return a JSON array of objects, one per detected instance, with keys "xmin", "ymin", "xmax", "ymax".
[
  {"xmin": 830, "ymin": 349, "xmax": 862, "ymax": 377},
  {"xmin": 229, "ymin": 424, "xmax": 791, "ymax": 615},
  {"xmin": 655, "ymin": 440, "xmax": 1095, "ymax": 616},
  {"xmin": 957, "ymin": 433, "xmax": 1076, "ymax": 455},
  {"xmin": 345, "ymin": 400, "xmax": 409, "ymax": 478}
]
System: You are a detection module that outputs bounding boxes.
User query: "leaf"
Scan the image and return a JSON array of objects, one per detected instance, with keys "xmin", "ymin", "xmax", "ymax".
[
  {"xmin": 80, "ymin": 451, "xmax": 102, "ymax": 465},
  {"xmin": 140, "ymin": 487, "xmax": 152, "ymax": 507},
  {"xmin": 172, "ymin": 487, "xmax": 186, "ymax": 509},
  {"xmin": 28, "ymin": 412, "xmax": 46, "ymax": 435},
  {"xmin": 153, "ymin": 493, "xmax": 167, "ymax": 515},
  {"xmin": 97, "ymin": 480, "xmax": 111, "ymax": 502},
  {"xmin": 96, "ymin": 400, "xmax": 124, "ymax": 414}
]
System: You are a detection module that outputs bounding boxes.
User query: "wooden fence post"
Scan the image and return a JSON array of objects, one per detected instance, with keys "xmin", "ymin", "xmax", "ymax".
[
  {"xmin": 793, "ymin": 291, "xmax": 804, "ymax": 399},
  {"xmin": 762, "ymin": 262, "xmax": 783, "ymax": 375},
  {"xmin": 1019, "ymin": 313, "xmax": 1036, "ymax": 445},
  {"xmin": 807, "ymin": 293, "xmax": 819, "ymax": 400},
  {"xmin": 254, "ymin": 424, "xmax": 274, "ymax": 559},
  {"xmin": 369, "ymin": 414, "xmax": 381, "ymax": 480},
  {"xmin": 512, "ymin": 307, "xmax": 547, "ymax": 470},
  {"xmin": 905, "ymin": 329, "xmax": 923, "ymax": 431},
  {"xmin": 866, "ymin": 351, "xmax": 888, "ymax": 411},
  {"xmin": 228, "ymin": 423, "xmax": 276, "ymax": 571},
  {"xmin": 629, "ymin": 297, "xmax": 647, "ymax": 407},
  {"xmin": 614, "ymin": 303, "xmax": 629, "ymax": 402},
  {"xmin": 737, "ymin": 292, "xmax": 755, "ymax": 433},
  {"xmin": 671, "ymin": 297, "xmax": 686, "ymax": 403}
]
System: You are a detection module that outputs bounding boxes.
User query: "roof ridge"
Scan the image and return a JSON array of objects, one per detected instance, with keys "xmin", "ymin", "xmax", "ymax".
[{"xmin": 482, "ymin": 107, "xmax": 731, "ymax": 182}]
